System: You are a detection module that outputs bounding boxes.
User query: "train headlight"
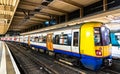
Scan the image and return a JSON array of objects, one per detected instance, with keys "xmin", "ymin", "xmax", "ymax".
[{"xmin": 95, "ymin": 50, "xmax": 102, "ymax": 56}]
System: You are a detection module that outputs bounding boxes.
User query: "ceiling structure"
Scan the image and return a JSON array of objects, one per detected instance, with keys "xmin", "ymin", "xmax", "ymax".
[
  {"xmin": 8, "ymin": 0, "xmax": 100, "ymax": 32},
  {"xmin": 0, "ymin": 0, "xmax": 19, "ymax": 34},
  {"xmin": 0, "ymin": 0, "xmax": 119, "ymax": 35},
  {"xmin": 21, "ymin": 8, "xmax": 120, "ymax": 35}
]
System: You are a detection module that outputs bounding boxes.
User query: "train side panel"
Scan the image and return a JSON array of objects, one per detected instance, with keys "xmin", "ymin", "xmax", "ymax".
[{"xmin": 30, "ymin": 33, "xmax": 47, "ymax": 50}]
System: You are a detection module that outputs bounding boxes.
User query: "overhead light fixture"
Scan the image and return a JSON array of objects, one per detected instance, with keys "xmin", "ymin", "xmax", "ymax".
[{"xmin": 41, "ymin": 0, "xmax": 53, "ymax": 6}]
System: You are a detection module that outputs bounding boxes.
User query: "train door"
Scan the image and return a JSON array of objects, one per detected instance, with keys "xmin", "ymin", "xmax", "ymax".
[
  {"xmin": 28, "ymin": 36, "xmax": 30, "ymax": 46},
  {"xmin": 46, "ymin": 33, "xmax": 53, "ymax": 51},
  {"xmin": 19, "ymin": 37, "xmax": 20, "ymax": 42},
  {"xmin": 71, "ymin": 29, "xmax": 79, "ymax": 53}
]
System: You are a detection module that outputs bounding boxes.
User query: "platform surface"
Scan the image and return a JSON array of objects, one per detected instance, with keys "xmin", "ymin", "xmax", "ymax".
[{"xmin": 0, "ymin": 41, "xmax": 20, "ymax": 74}]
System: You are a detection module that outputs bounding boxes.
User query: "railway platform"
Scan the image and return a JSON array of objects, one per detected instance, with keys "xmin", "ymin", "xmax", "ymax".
[{"xmin": 0, "ymin": 41, "xmax": 20, "ymax": 74}]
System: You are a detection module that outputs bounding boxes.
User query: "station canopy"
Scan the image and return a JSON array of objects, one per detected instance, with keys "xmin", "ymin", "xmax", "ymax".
[{"xmin": 0, "ymin": 0, "xmax": 120, "ymax": 35}]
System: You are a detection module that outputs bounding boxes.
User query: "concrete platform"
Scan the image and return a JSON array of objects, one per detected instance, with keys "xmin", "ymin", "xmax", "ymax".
[{"xmin": 0, "ymin": 41, "xmax": 20, "ymax": 74}]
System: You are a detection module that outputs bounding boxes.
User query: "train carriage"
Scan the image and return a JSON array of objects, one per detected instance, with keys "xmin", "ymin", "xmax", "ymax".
[{"xmin": 110, "ymin": 33, "xmax": 120, "ymax": 58}]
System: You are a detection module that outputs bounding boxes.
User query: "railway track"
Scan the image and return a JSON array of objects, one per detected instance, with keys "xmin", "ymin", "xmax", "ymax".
[
  {"xmin": 23, "ymin": 45, "xmax": 119, "ymax": 74},
  {"xmin": 14, "ymin": 42, "xmax": 98, "ymax": 74},
  {"xmin": 6, "ymin": 42, "xmax": 86, "ymax": 74},
  {"xmin": 6, "ymin": 42, "xmax": 120, "ymax": 74},
  {"xmin": 104, "ymin": 59, "xmax": 120, "ymax": 74},
  {"xmin": 98, "ymin": 58, "xmax": 120, "ymax": 74},
  {"xmin": 7, "ymin": 42, "xmax": 58, "ymax": 74}
]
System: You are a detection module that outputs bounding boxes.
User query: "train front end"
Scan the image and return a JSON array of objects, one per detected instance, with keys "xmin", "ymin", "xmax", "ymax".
[
  {"xmin": 80, "ymin": 22, "xmax": 112, "ymax": 70},
  {"xmin": 94, "ymin": 26, "xmax": 112, "ymax": 66}
]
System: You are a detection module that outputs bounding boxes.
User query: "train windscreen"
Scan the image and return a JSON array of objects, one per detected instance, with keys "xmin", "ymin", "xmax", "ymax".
[
  {"xmin": 94, "ymin": 26, "xmax": 110, "ymax": 46},
  {"xmin": 101, "ymin": 26, "xmax": 110, "ymax": 45}
]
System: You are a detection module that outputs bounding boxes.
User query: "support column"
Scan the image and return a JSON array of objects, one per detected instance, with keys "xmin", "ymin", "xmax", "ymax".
[
  {"xmin": 65, "ymin": 14, "xmax": 68, "ymax": 22},
  {"xmin": 59, "ymin": 16, "xmax": 61, "ymax": 23},
  {"xmin": 103, "ymin": 0, "xmax": 107, "ymax": 11},
  {"xmin": 55, "ymin": 16, "xmax": 59, "ymax": 24},
  {"xmin": 80, "ymin": 8, "xmax": 83, "ymax": 18}
]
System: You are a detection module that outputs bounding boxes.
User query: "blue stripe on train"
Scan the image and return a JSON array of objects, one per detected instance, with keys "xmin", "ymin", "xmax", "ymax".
[
  {"xmin": 54, "ymin": 49, "xmax": 81, "ymax": 58},
  {"xmin": 30, "ymin": 44, "xmax": 47, "ymax": 50}
]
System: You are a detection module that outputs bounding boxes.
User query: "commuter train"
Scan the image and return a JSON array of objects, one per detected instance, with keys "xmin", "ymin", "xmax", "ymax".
[
  {"xmin": 110, "ymin": 33, "xmax": 120, "ymax": 58},
  {"xmin": 1, "ymin": 22, "xmax": 112, "ymax": 70}
]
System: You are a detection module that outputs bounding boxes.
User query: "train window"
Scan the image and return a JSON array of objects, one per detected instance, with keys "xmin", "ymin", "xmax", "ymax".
[
  {"xmin": 24, "ymin": 37, "xmax": 28, "ymax": 42},
  {"xmin": 37, "ymin": 35, "xmax": 46, "ymax": 43},
  {"xmin": 34, "ymin": 37, "xmax": 39, "ymax": 42},
  {"xmin": 73, "ymin": 32, "xmax": 78, "ymax": 46},
  {"xmin": 117, "ymin": 35, "xmax": 120, "ymax": 40},
  {"xmin": 54, "ymin": 34, "xmax": 71, "ymax": 46},
  {"xmin": 42, "ymin": 36, "xmax": 46, "ymax": 43},
  {"xmin": 59, "ymin": 34, "xmax": 68, "ymax": 45},
  {"xmin": 54, "ymin": 35, "xmax": 60, "ymax": 44},
  {"xmin": 38, "ymin": 36, "xmax": 43, "ymax": 42},
  {"xmin": 68, "ymin": 34, "xmax": 72, "ymax": 46},
  {"xmin": 101, "ymin": 27, "xmax": 110, "ymax": 45},
  {"xmin": 115, "ymin": 35, "xmax": 120, "ymax": 40},
  {"xmin": 94, "ymin": 28, "xmax": 102, "ymax": 46},
  {"xmin": 115, "ymin": 36, "xmax": 119, "ymax": 40},
  {"xmin": 30, "ymin": 37, "xmax": 34, "ymax": 41}
]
